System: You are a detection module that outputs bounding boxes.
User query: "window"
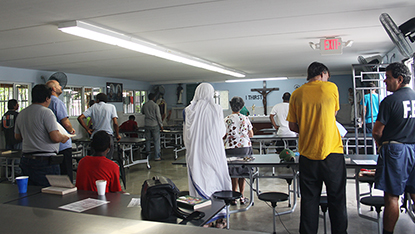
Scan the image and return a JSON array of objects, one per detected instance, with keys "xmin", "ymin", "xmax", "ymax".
[
  {"xmin": 214, "ymin": 90, "xmax": 229, "ymax": 110},
  {"xmin": 0, "ymin": 83, "xmax": 30, "ymax": 117},
  {"xmin": 63, "ymin": 86, "xmax": 101, "ymax": 117},
  {"xmin": 122, "ymin": 90, "xmax": 147, "ymax": 114},
  {"xmin": 0, "ymin": 84, "xmax": 13, "ymax": 116},
  {"xmin": 123, "ymin": 90, "xmax": 134, "ymax": 113},
  {"xmin": 84, "ymin": 87, "xmax": 101, "ymax": 111},
  {"xmin": 136, "ymin": 91, "xmax": 147, "ymax": 113},
  {"xmin": 16, "ymin": 84, "xmax": 29, "ymax": 111},
  {"xmin": 63, "ymin": 87, "xmax": 82, "ymax": 117}
]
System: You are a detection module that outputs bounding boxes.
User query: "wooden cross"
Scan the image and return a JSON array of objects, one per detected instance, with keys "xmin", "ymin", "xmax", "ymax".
[{"xmin": 251, "ymin": 81, "xmax": 279, "ymax": 115}]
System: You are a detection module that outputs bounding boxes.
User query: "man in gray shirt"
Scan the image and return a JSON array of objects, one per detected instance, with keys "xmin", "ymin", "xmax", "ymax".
[
  {"xmin": 15, "ymin": 84, "xmax": 69, "ymax": 186},
  {"xmin": 141, "ymin": 93, "xmax": 163, "ymax": 160}
]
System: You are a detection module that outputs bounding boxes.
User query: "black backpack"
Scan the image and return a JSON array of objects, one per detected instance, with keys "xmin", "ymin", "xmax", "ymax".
[{"xmin": 140, "ymin": 176, "xmax": 204, "ymax": 224}]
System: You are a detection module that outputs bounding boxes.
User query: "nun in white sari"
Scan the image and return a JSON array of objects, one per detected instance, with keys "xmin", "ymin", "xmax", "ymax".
[{"xmin": 184, "ymin": 83, "xmax": 231, "ymax": 226}]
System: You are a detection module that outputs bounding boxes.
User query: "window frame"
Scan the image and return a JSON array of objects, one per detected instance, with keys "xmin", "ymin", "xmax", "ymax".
[
  {"xmin": 0, "ymin": 82, "xmax": 31, "ymax": 117},
  {"xmin": 122, "ymin": 89, "xmax": 147, "ymax": 114},
  {"xmin": 63, "ymin": 86, "xmax": 102, "ymax": 117}
]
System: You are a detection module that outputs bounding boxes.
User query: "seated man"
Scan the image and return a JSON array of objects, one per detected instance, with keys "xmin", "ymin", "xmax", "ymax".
[
  {"xmin": 119, "ymin": 115, "xmax": 138, "ymax": 137},
  {"xmin": 76, "ymin": 131, "xmax": 122, "ymax": 193}
]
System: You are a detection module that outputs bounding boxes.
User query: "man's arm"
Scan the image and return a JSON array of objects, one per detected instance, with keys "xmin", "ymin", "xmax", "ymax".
[
  {"xmin": 360, "ymin": 97, "xmax": 366, "ymax": 121},
  {"xmin": 14, "ymin": 133, "xmax": 22, "ymax": 142},
  {"xmin": 269, "ymin": 114, "xmax": 279, "ymax": 130},
  {"xmin": 112, "ymin": 117, "xmax": 121, "ymax": 141},
  {"xmin": 49, "ymin": 130, "xmax": 69, "ymax": 143},
  {"xmin": 289, "ymin": 122, "xmax": 299, "ymax": 133},
  {"xmin": 77, "ymin": 114, "xmax": 92, "ymax": 135},
  {"xmin": 60, "ymin": 117, "xmax": 75, "ymax": 134},
  {"xmin": 372, "ymin": 120, "xmax": 385, "ymax": 146},
  {"xmin": 155, "ymin": 105, "xmax": 164, "ymax": 131}
]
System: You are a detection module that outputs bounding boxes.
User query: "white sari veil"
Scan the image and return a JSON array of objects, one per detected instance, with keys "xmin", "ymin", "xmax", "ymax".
[{"xmin": 184, "ymin": 83, "xmax": 231, "ymax": 200}]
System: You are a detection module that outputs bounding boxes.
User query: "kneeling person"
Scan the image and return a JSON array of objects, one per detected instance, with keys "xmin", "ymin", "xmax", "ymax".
[{"xmin": 76, "ymin": 131, "xmax": 122, "ymax": 193}]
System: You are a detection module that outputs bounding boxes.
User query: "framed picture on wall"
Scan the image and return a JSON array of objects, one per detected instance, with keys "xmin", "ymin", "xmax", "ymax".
[{"xmin": 106, "ymin": 82, "xmax": 123, "ymax": 102}]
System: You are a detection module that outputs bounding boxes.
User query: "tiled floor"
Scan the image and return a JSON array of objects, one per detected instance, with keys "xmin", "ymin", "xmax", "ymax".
[{"xmin": 122, "ymin": 148, "xmax": 414, "ymax": 233}]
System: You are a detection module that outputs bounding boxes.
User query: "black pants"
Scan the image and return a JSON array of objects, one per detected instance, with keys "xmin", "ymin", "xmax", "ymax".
[
  {"xmin": 299, "ymin": 153, "xmax": 348, "ymax": 234},
  {"xmin": 59, "ymin": 148, "xmax": 73, "ymax": 182}
]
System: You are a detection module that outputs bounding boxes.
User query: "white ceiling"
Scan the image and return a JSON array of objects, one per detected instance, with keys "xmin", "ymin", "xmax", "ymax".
[{"xmin": 0, "ymin": 0, "xmax": 414, "ymax": 84}]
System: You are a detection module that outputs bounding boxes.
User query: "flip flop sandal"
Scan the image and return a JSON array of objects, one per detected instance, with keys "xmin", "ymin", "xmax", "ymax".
[
  {"xmin": 203, "ymin": 222, "xmax": 215, "ymax": 228},
  {"xmin": 240, "ymin": 197, "xmax": 249, "ymax": 205},
  {"xmin": 215, "ymin": 219, "xmax": 227, "ymax": 229}
]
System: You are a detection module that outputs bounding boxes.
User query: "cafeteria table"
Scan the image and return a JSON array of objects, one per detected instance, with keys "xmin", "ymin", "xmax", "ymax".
[
  {"xmin": 250, "ymin": 135, "xmax": 298, "ymax": 154},
  {"xmin": 0, "ymin": 183, "xmax": 42, "ymax": 203},
  {"xmin": 173, "ymin": 154, "xmax": 299, "ymax": 216},
  {"xmin": 0, "ymin": 203, "xmax": 263, "ymax": 234},
  {"xmin": 174, "ymin": 154, "xmax": 380, "ymax": 218},
  {"xmin": 4, "ymin": 189, "xmax": 225, "ymax": 227},
  {"xmin": 0, "ymin": 149, "xmax": 22, "ymax": 183}
]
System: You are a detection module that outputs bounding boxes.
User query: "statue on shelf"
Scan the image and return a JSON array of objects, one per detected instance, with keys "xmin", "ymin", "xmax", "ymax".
[{"xmin": 176, "ymin": 84, "xmax": 183, "ymax": 104}]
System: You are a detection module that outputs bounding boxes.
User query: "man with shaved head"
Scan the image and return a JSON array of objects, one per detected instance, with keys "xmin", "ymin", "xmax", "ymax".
[{"xmin": 46, "ymin": 79, "xmax": 75, "ymax": 182}]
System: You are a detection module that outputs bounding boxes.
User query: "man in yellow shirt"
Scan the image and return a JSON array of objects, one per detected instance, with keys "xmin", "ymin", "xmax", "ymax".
[{"xmin": 287, "ymin": 62, "xmax": 347, "ymax": 234}]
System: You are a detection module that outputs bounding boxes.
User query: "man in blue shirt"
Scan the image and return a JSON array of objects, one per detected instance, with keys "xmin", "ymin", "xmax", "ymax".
[{"xmin": 46, "ymin": 80, "xmax": 75, "ymax": 182}]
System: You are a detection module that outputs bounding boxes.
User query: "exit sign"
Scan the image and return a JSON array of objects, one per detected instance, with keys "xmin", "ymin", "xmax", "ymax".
[{"xmin": 319, "ymin": 38, "xmax": 343, "ymax": 55}]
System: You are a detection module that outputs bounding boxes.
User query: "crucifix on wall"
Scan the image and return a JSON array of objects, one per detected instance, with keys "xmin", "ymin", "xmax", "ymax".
[{"xmin": 251, "ymin": 81, "xmax": 279, "ymax": 115}]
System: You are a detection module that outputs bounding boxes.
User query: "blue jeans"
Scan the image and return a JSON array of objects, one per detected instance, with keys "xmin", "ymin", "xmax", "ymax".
[
  {"xmin": 19, "ymin": 157, "xmax": 60, "ymax": 187},
  {"xmin": 145, "ymin": 126, "xmax": 161, "ymax": 160}
]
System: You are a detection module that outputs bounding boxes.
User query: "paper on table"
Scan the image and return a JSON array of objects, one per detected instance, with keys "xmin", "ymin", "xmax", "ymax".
[
  {"xmin": 352, "ymin": 160, "xmax": 377, "ymax": 165},
  {"xmin": 59, "ymin": 198, "xmax": 110, "ymax": 213},
  {"xmin": 127, "ymin": 198, "xmax": 141, "ymax": 207},
  {"xmin": 57, "ymin": 122, "xmax": 76, "ymax": 138},
  {"xmin": 226, "ymin": 157, "xmax": 245, "ymax": 162}
]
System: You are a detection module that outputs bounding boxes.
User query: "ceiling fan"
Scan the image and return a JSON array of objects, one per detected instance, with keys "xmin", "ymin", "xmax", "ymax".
[
  {"xmin": 379, "ymin": 13, "xmax": 414, "ymax": 59},
  {"xmin": 42, "ymin": 72, "xmax": 68, "ymax": 89},
  {"xmin": 357, "ymin": 55, "xmax": 383, "ymax": 79}
]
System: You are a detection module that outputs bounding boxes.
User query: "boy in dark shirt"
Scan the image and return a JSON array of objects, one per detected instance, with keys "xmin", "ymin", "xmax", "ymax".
[{"xmin": 1, "ymin": 99, "xmax": 21, "ymax": 150}]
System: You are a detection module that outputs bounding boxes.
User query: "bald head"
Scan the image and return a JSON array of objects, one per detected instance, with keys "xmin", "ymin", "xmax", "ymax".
[{"xmin": 46, "ymin": 80, "xmax": 62, "ymax": 96}]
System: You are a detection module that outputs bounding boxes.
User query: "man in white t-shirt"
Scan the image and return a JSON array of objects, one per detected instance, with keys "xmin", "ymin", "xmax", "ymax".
[
  {"xmin": 78, "ymin": 93, "xmax": 120, "ymax": 159},
  {"xmin": 270, "ymin": 92, "xmax": 296, "ymax": 137}
]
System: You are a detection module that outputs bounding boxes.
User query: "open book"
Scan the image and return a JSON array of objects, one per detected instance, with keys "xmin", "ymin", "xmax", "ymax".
[{"xmin": 41, "ymin": 175, "xmax": 77, "ymax": 195}]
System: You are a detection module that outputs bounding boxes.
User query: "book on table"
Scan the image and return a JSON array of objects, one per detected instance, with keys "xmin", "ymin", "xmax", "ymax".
[
  {"xmin": 177, "ymin": 195, "xmax": 211, "ymax": 210},
  {"xmin": 41, "ymin": 175, "xmax": 77, "ymax": 195}
]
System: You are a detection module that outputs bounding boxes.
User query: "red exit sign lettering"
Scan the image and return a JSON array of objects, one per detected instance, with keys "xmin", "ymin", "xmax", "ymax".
[
  {"xmin": 324, "ymin": 38, "xmax": 341, "ymax": 50},
  {"xmin": 319, "ymin": 38, "xmax": 343, "ymax": 55}
]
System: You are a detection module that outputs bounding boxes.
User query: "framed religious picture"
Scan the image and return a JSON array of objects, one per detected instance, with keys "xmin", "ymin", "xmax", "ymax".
[{"xmin": 106, "ymin": 82, "xmax": 123, "ymax": 102}]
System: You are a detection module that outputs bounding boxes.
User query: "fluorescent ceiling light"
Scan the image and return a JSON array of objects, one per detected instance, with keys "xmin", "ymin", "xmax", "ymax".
[
  {"xmin": 225, "ymin": 77, "xmax": 287, "ymax": 83},
  {"xmin": 58, "ymin": 21, "xmax": 245, "ymax": 77}
]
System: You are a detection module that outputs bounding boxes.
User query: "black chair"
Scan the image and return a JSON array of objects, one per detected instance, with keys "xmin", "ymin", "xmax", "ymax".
[
  {"xmin": 360, "ymin": 196, "xmax": 384, "ymax": 234},
  {"xmin": 258, "ymin": 192, "xmax": 289, "ymax": 234},
  {"xmin": 212, "ymin": 190, "xmax": 242, "ymax": 229},
  {"xmin": 319, "ymin": 196, "xmax": 328, "ymax": 234}
]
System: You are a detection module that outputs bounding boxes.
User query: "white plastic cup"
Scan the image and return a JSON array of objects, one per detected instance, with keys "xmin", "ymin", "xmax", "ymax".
[{"xmin": 96, "ymin": 180, "xmax": 107, "ymax": 195}]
